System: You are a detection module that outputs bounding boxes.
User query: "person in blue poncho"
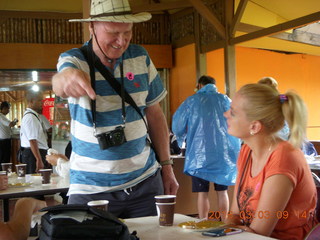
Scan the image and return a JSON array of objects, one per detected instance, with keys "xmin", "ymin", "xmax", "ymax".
[{"xmin": 172, "ymin": 75, "xmax": 241, "ymax": 221}]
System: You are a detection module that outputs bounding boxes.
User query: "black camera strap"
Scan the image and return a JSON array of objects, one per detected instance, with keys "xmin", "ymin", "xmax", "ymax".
[
  {"xmin": 80, "ymin": 39, "xmax": 128, "ymax": 134},
  {"xmin": 80, "ymin": 39, "xmax": 149, "ymax": 133}
]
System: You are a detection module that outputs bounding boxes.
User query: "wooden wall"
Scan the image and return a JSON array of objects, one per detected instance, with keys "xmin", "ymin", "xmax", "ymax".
[{"xmin": 0, "ymin": 43, "xmax": 172, "ymax": 69}]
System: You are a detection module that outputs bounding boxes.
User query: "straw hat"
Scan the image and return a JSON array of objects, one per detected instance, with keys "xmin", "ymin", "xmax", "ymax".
[{"xmin": 70, "ymin": 0, "xmax": 152, "ymax": 23}]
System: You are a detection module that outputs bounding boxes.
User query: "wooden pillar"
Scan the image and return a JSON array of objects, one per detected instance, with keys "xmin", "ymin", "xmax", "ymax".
[
  {"xmin": 82, "ymin": 0, "xmax": 90, "ymax": 42},
  {"xmin": 194, "ymin": 12, "xmax": 207, "ymax": 82},
  {"xmin": 224, "ymin": 0, "xmax": 236, "ymax": 98}
]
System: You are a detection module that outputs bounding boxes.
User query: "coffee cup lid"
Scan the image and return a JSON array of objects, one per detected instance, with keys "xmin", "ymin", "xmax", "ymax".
[
  {"xmin": 87, "ymin": 200, "xmax": 109, "ymax": 206},
  {"xmin": 154, "ymin": 195, "xmax": 176, "ymax": 199}
]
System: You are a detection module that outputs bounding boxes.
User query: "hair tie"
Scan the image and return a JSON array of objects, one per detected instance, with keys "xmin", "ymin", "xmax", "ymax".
[{"xmin": 279, "ymin": 94, "xmax": 288, "ymax": 103}]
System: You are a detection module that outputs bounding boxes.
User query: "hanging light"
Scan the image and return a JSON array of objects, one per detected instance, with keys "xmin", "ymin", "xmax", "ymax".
[
  {"xmin": 32, "ymin": 71, "xmax": 38, "ymax": 82},
  {"xmin": 32, "ymin": 83, "xmax": 39, "ymax": 92}
]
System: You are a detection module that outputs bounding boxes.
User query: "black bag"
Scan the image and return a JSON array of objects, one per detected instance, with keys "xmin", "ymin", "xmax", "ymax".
[{"xmin": 38, "ymin": 204, "xmax": 139, "ymax": 240}]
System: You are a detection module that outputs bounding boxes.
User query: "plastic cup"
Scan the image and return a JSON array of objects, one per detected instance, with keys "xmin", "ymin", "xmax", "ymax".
[
  {"xmin": 87, "ymin": 200, "xmax": 109, "ymax": 211},
  {"xmin": 39, "ymin": 169, "xmax": 52, "ymax": 184},
  {"xmin": 156, "ymin": 202, "xmax": 176, "ymax": 226},
  {"xmin": 1, "ymin": 163, "xmax": 12, "ymax": 174},
  {"xmin": 155, "ymin": 195, "xmax": 176, "ymax": 203},
  {"xmin": 16, "ymin": 164, "xmax": 27, "ymax": 177}
]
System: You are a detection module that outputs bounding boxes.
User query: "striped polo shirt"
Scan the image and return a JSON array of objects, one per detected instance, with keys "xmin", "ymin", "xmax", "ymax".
[{"xmin": 57, "ymin": 42, "xmax": 165, "ymax": 195}]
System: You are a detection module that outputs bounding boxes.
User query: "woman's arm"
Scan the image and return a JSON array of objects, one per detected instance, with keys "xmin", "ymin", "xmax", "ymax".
[
  {"xmin": 248, "ymin": 174, "xmax": 294, "ymax": 236},
  {"xmin": 226, "ymin": 183, "xmax": 242, "ymax": 225}
]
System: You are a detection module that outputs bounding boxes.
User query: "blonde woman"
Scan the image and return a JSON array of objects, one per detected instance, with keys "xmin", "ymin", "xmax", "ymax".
[{"xmin": 224, "ymin": 83, "xmax": 318, "ymax": 239}]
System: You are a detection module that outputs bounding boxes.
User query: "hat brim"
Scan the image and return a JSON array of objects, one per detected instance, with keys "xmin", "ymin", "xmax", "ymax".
[{"xmin": 69, "ymin": 12, "xmax": 151, "ymax": 23}]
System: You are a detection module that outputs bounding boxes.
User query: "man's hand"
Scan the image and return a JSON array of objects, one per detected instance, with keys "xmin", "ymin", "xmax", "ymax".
[
  {"xmin": 52, "ymin": 68, "xmax": 96, "ymax": 99},
  {"xmin": 161, "ymin": 165, "xmax": 179, "ymax": 195},
  {"xmin": 36, "ymin": 159, "xmax": 44, "ymax": 172},
  {"xmin": 46, "ymin": 154, "xmax": 68, "ymax": 166}
]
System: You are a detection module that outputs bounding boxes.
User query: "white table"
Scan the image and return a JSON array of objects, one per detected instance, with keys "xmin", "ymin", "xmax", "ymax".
[
  {"xmin": 0, "ymin": 175, "xmax": 69, "ymax": 221},
  {"xmin": 27, "ymin": 214, "xmax": 276, "ymax": 240},
  {"xmin": 125, "ymin": 214, "xmax": 276, "ymax": 239}
]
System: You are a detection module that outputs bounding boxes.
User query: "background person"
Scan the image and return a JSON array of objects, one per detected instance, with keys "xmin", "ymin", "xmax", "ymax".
[
  {"xmin": 172, "ymin": 75, "xmax": 241, "ymax": 221},
  {"xmin": 224, "ymin": 83, "xmax": 318, "ymax": 239},
  {"xmin": 258, "ymin": 77, "xmax": 317, "ymax": 156},
  {"xmin": 20, "ymin": 91, "xmax": 50, "ymax": 173},
  {"xmin": 257, "ymin": 77, "xmax": 290, "ymax": 140},
  {"xmin": 0, "ymin": 101, "xmax": 18, "ymax": 168},
  {"xmin": 37, "ymin": 111, "xmax": 53, "ymax": 148},
  {"xmin": 46, "ymin": 152, "xmax": 69, "ymax": 177},
  {"xmin": 51, "ymin": 0, "xmax": 178, "ymax": 218}
]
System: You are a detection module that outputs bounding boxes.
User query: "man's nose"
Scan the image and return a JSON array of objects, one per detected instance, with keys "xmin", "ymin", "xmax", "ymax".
[{"xmin": 116, "ymin": 34, "xmax": 127, "ymax": 46}]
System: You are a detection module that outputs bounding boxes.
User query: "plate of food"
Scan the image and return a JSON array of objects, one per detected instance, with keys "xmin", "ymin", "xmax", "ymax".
[
  {"xmin": 178, "ymin": 219, "xmax": 225, "ymax": 231},
  {"xmin": 9, "ymin": 182, "xmax": 33, "ymax": 188}
]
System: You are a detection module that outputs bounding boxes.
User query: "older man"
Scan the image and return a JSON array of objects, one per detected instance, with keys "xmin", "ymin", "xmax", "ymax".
[
  {"xmin": 52, "ymin": 0, "xmax": 178, "ymax": 218},
  {"xmin": 20, "ymin": 92, "xmax": 50, "ymax": 173}
]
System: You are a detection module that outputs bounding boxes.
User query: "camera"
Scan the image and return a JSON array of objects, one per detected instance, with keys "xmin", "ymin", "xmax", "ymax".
[{"xmin": 96, "ymin": 126, "xmax": 127, "ymax": 150}]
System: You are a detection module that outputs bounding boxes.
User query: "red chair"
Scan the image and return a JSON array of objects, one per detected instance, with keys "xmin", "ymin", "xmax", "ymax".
[{"xmin": 304, "ymin": 223, "xmax": 320, "ymax": 240}]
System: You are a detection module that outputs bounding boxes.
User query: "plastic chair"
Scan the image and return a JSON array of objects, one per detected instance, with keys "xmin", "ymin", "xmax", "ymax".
[
  {"xmin": 312, "ymin": 172, "xmax": 320, "ymax": 222},
  {"xmin": 304, "ymin": 223, "xmax": 320, "ymax": 240}
]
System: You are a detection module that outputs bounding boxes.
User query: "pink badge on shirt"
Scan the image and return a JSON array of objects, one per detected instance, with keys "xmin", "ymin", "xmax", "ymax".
[{"xmin": 126, "ymin": 72, "xmax": 134, "ymax": 81}]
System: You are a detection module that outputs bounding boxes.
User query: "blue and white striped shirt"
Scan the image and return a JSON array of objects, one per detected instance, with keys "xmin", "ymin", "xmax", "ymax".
[{"xmin": 57, "ymin": 42, "xmax": 165, "ymax": 195}]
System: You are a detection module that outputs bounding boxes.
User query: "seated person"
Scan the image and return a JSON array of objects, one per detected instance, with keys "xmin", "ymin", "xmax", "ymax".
[
  {"xmin": 0, "ymin": 198, "xmax": 46, "ymax": 240},
  {"xmin": 224, "ymin": 83, "xmax": 318, "ymax": 239},
  {"xmin": 170, "ymin": 131, "xmax": 181, "ymax": 155},
  {"xmin": 46, "ymin": 141, "xmax": 71, "ymax": 178},
  {"xmin": 46, "ymin": 153, "xmax": 70, "ymax": 177},
  {"xmin": 302, "ymin": 140, "xmax": 318, "ymax": 156}
]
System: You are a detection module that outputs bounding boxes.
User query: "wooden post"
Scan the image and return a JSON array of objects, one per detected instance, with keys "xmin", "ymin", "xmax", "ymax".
[
  {"xmin": 224, "ymin": 0, "xmax": 236, "ymax": 98},
  {"xmin": 82, "ymin": 0, "xmax": 90, "ymax": 42}
]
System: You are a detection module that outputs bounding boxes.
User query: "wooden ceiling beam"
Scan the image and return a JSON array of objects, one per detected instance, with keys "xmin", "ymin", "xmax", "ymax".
[
  {"xmin": 131, "ymin": 1, "xmax": 192, "ymax": 13},
  {"xmin": 230, "ymin": 11, "xmax": 320, "ymax": 45},
  {"xmin": 230, "ymin": 0, "xmax": 248, "ymax": 36},
  {"xmin": 238, "ymin": 22, "xmax": 320, "ymax": 47},
  {"xmin": 4, "ymin": 92, "xmax": 17, "ymax": 101},
  {"xmin": 188, "ymin": 0, "xmax": 226, "ymax": 39}
]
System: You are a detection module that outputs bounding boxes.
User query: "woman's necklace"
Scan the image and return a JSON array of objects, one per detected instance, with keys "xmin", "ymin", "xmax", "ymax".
[{"xmin": 251, "ymin": 143, "xmax": 273, "ymax": 177}]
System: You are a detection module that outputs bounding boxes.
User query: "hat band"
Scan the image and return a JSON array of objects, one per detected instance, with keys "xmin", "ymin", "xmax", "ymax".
[{"xmin": 90, "ymin": 11, "xmax": 132, "ymax": 18}]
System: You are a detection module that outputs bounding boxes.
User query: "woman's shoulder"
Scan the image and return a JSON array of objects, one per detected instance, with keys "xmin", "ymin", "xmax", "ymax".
[
  {"xmin": 268, "ymin": 141, "xmax": 306, "ymax": 170},
  {"xmin": 273, "ymin": 141, "xmax": 302, "ymax": 159}
]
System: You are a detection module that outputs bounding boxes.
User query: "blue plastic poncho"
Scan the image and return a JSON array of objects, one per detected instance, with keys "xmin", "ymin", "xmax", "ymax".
[{"xmin": 172, "ymin": 84, "xmax": 241, "ymax": 185}]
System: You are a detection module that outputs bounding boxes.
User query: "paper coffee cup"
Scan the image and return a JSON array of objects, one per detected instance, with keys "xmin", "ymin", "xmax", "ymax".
[
  {"xmin": 16, "ymin": 164, "xmax": 27, "ymax": 177},
  {"xmin": 1, "ymin": 163, "xmax": 12, "ymax": 174},
  {"xmin": 87, "ymin": 200, "xmax": 109, "ymax": 211},
  {"xmin": 155, "ymin": 195, "xmax": 176, "ymax": 203},
  {"xmin": 39, "ymin": 169, "xmax": 52, "ymax": 184},
  {"xmin": 156, "ymin": 202, "xmax": 176, "ymax": 226}
]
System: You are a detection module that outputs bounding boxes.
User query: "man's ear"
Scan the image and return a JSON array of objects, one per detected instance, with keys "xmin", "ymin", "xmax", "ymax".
[
  {"xmin": 249, "ymin": 120, "xmax": 262, "ymax": 135},
  {"xmin": 89, "ymin": 22, "xmax": 94, "ymax": 37}
]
